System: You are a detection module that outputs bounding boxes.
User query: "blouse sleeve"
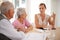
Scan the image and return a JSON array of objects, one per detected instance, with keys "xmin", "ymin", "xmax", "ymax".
[
  {"xmin": 25, "ymin": 19, "xmax": 31, "ymax": 27},
  {"xmin": 12, "ymin": 20, "xmax": 21, "ymax": 28}
]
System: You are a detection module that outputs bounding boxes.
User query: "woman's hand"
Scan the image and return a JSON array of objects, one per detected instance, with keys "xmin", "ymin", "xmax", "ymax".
[
  {"xmin": 42, "ymin": 24, "xmax": 47, "ymax": 28},
  {"xmin": 25, "ymin": 25, "xmax": 33, "ymax": 33},
  {"xmin": 15, "ymin": 26, "xmax": 26, "ymax": 32}
]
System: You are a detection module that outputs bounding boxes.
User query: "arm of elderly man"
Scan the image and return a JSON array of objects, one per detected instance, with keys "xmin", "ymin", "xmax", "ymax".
[{"xmin": 0, "ymin": 19, "xmax": 25, "ymax": 40}]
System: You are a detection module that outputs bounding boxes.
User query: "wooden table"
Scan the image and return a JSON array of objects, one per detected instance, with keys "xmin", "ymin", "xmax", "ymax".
[{"xmin": 55, "ymin": 27, "xmax": 60, "ymax": 40}]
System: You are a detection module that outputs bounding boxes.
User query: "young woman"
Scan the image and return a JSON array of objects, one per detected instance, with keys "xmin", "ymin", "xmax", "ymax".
[{"xmin": 35, "ymin": 3, "xmax": 56, "ymax": 29}]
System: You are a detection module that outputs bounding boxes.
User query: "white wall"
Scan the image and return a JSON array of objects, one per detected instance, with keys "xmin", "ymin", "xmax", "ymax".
[
  {"xmin": 56, "ymin": 0, "xmax": 60, "ymax": 27},
  {"xmin": 51, "ymin": 0, "xmax": 60, "ymax": 27}
]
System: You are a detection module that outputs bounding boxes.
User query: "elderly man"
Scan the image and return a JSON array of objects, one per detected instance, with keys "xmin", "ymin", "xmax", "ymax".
[{"xmin": 0, "ymin": 1, "xmax": 25, "ymax": 40}]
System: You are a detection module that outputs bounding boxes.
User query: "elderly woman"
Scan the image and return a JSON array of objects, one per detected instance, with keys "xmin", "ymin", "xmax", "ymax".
[
  {"xmin": 13, "ymin": 8, "xmax": 33, "ymax": 33},
  {"xmin": 0, "ymin": 1, "xmax": 25, "ymax": 40}
]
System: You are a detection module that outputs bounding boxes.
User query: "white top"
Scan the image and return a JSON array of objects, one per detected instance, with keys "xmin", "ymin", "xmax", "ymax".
[
  {"xmin": 0, "ymin": 15, "xmax": 25, "ymax": 40},
  {"xmin": 37, "ymin": 14, "xmax": 49, "ymax": 27}
]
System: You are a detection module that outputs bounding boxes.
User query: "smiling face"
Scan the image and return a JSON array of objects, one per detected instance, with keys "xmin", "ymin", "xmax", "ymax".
[
  {"xmin": 9, "ymin": 8, "xmax": 14, "ymax": 18},
  {"xmin": 20, "ymin": 11, "xmax": 27, "ymax": 19},
  {"xmin": 18, "ymin": 11, "xmax": 27, "ymax": 20}
]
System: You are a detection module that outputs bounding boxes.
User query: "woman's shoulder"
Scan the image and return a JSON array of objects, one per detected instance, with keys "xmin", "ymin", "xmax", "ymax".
[
  {"xmin": 35, "ymin": 13, "xmax": 40, "ymax": 17},
  {"xmin": 13, "ymin": 19, "xmax": 19, "ymax": 23}
]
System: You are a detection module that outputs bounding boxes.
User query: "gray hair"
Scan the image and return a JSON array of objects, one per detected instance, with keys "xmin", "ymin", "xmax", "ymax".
[
  {"xmin": 17, "ymin": 8, "xmax": 26, "ymax": 18},
  {"xmin": 0, "ymin": 1, "xmax": 14, "ymax": 14}
]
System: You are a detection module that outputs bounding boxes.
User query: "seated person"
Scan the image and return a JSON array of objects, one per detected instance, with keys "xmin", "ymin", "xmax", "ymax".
[
  {"xmin": 13, "ymin": 8, "xmax": 33, "ymax": 33},
  {"xmin": 35, "ymin": 3, "xmax": 56, "ymax": 30},
  {"xmin": 35, "ymin": 3, "xmax": 49, "ymax": 29}
]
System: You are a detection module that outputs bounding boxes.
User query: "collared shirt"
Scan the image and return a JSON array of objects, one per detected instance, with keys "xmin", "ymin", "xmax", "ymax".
[
  {"xmin": 0, "ymin": 14, "xmax": 25, "ymax": 40},
  {"xmin": 2, "ymin": 14, "xmax": 8, "ymax": 19}
]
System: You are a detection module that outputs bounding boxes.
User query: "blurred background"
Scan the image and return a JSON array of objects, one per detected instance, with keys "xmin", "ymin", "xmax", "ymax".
[{"xmin": 0, "ymin": 0, "xmax": 60, "ymax": 27}]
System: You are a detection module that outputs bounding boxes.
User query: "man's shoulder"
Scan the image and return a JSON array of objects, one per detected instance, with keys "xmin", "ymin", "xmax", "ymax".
[
  {"xmin": 0, "ymin": 19, "xmax": 9, "ymax": 25},
  {"xmin": 0, "ymin": 14, "xmax": 5, "ymax": 20}
]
